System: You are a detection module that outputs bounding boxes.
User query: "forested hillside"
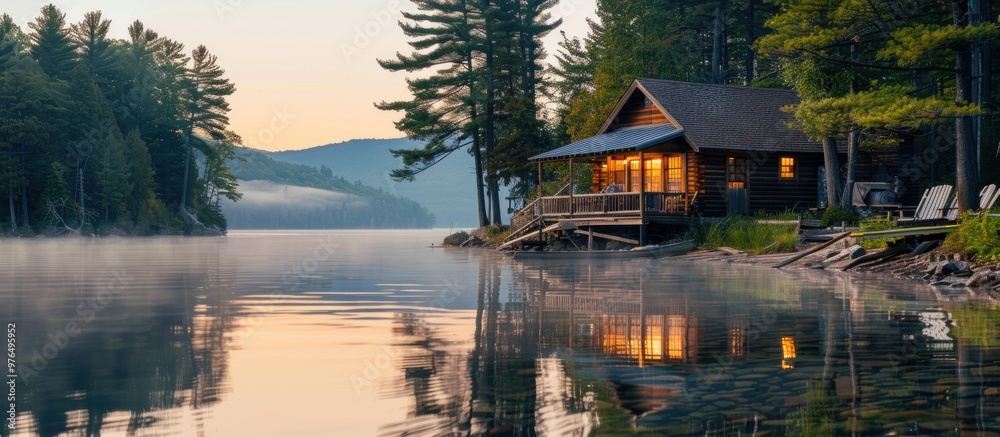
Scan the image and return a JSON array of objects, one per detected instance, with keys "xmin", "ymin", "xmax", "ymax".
[
  {"xmin": 1, "ymin": 6, "xmax": 241, "ymax": 236},
  {"xmin": 270, "ymin": 138, "xmax": 505, "ymax": 228},
  {"xmin": 222, "ymin": 147, "xmax": 435, "ymax": 229}
]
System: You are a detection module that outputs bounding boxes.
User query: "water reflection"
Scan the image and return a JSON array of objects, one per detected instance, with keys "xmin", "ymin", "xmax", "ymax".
[
  {"xmin": 1, "ymin": 239, "xmax": 236, "ymax": 437},
  {"xmin": 2, "ymin": 233, "xmax": 999, "ymax": 436},
  {"xmin": 386, "ymin": 258, "xmax": 1000, "ymax": 436}
]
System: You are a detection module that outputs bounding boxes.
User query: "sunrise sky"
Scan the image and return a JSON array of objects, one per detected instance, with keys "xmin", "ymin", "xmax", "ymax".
[{"xmin": 5, "ymin": 0, "xmax": 597, "ymax": 151}]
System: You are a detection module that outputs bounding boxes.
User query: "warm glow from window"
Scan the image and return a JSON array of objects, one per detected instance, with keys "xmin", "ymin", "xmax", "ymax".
[
  {"xmin": 666, "ymin": 155, "xmax": 683, "ymax": 193},
  {"xmin": 781, "ymin": 336, "xmax": 796, "ymax": 359},
  {"xmin": 629, "ymin": 160, "xmax": 641, "ymax": 192},
  {"xmin": 644, "ymin": 158, "xmax": 662, "ymax": 192},
  {"xmin": 780, "ymin": 157, "xmax": 796, "ymax": 179},
  {"xmin": 667, "ymin": 315, "xmax": 686, "ymax": 359}
]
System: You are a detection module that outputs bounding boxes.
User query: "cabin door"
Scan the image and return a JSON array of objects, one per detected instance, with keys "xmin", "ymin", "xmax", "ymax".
[{"xmin": 726, "ymin": 156, "xmax": 748, "ymax": 214}]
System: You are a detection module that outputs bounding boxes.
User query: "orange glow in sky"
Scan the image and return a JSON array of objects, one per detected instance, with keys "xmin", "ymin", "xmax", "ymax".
[{"xmin": 6, "ymin": 0, "xmax": 596, "ymax": 151}]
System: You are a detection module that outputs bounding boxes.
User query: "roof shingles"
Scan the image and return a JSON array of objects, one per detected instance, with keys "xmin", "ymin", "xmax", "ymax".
[
  {"xmin": 528, "ymin": 124, "xmax": 684, "ymax": 162},
  {"xmin": 633, "ymin": 79, "xmax": 821, "ymax": 153}
]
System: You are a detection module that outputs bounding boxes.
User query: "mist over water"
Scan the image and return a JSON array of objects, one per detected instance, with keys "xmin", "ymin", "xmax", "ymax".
[{"xmin": 1, "ymin": 230, "xmax": 998, "ymax": 436}]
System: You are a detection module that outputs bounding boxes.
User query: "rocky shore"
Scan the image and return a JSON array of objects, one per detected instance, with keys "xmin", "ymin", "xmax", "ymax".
[
  {"xmin": 673, "ymin": 238, "xmax": 1000, "ymax": 299},
  {"xmin": 442, "ymin": 227, "xmax": 1000, "ymax": 299}
]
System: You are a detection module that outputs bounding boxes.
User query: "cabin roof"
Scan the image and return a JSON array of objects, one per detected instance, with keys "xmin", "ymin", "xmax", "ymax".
[
  {"xmin": 600, "ymin": 79, "xmax": 823, "ymax": 153},
  {"xmin": 528, "ymin": 124, "xmax": 685, "ymax": 162}
]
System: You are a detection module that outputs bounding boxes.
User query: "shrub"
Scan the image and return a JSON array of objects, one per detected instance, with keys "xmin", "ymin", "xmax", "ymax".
[
  {"xmin": 689, "ymin": 212, "xmax": 798, "ymax": 254},
  {"xmin": 858, "ymin": 217, "xmax": 899, "ymax": 250},
  {"xmin": 944, "ymin": 212, "xmax": 1000, "ymax": 263},
  {"xmin": 821, "ymin": 207, "xmax": 858, "ymax": 227}
]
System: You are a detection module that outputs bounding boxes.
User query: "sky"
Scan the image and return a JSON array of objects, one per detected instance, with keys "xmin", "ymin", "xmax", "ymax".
[{"xmin": 4, "ymin": 0, "xmax": 597, "ymax": 151}]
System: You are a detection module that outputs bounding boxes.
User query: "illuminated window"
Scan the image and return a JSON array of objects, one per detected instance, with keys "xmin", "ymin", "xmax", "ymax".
[
  {"xmin": 612, "ymin": 160, "xmax": 626, "ymax": 188},
  {"xmin": 727, "ymin": 157, "xmax": 746, "ymax": 189},
  {"xmin": 629, "ymin": 160, "xmax": 641, "ymax": 192},
  {"xmin": 781, "ymin": 336, "xmax": 796, "ymax": 358},
  {"xmin": 667, "ymin": 315, "xmax": 686, "ymax": 359},
  {"xmin": 666, "ymin": 155, "xmax": 683, "ymax": 193},
  {"xmin": 644, "ymin": 158, "xmax": 662, "ymax": 192},
  {"xmin": 781, "ymin": 336, "xmax": 796, "ymax": 369},
  {"xmin": 779, "ymin": 157, "xmax": 796, "ymax": 179}
]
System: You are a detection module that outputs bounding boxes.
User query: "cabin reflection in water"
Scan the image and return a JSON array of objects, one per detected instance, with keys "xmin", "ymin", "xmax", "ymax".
[{"xmin": 384, "ymin": 258, "xmax": 1000, "ymax": 435}]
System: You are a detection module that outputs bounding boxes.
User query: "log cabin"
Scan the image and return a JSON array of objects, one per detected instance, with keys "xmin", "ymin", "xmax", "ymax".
[{"xmin": 504, "ymin": 78, "xmax": 918, "ymax": 248}]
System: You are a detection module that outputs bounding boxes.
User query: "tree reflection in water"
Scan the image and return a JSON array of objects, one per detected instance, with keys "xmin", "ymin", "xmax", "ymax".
[
  {"xmin": 383, "ymin": 257, "xmax": 1000, "ymax": 436},
  {"xmin": 0, "ymin": 241, "xmax": 237, "ymax": 437}
]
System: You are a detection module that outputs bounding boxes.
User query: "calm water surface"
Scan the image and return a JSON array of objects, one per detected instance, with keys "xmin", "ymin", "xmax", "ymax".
[{"xmin": 1, "ymin": 230, "xmax": 999, "ymax": 436}]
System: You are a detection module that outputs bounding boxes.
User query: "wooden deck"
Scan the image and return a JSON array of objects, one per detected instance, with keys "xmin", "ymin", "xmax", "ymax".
[{"xmin": 535, "ymin": 192, "xmax": 687, "ymax": 218}]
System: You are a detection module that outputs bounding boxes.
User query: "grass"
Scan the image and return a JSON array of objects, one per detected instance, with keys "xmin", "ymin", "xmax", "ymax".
[
  {"xmin": 944, "ymin": 211, "xmax": 1000, "ymax": 263},
  {"xmin": 689, "ymin": 212, "xmax": 799, "ymax": 254},
  {"xmin": 858, "ymin": 217, "xmax": 900, "ymax": 250}
]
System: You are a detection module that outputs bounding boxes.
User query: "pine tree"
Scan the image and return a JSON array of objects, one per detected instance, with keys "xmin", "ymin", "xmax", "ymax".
[
  {"xmin": 27, "ymin": 4, "xmax": 77, "ymax": 80},
  {"xmin": 178, "ymin": 44, "xmax": 235, "ymax": 225},
  {"xmin": 377, "ymin": 0, "xmax": 491, "ymax": 226}
]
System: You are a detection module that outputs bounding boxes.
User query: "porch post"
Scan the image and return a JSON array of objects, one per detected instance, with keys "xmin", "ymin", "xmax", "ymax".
[
  {"xmin": 639, "ymin": 152, "xmax": 647, "ymax": 246},
  {"xmin": 537, "ymin": 162, "xmax": 542, "ymax": 200},
  {"xmin": 568, "ymin": 159, "xmax": 574, "ymax": 217}
]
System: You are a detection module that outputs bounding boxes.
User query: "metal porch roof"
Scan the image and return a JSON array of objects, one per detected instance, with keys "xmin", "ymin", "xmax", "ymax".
[{"xmin": 528, "ymin": 124, "xmax": 685, "ymax": 162}]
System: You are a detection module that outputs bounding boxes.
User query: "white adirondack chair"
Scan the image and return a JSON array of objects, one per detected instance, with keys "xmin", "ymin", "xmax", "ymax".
[
  {"xmin": 945, "ymin": 184, "xmax": 998, "ymax": 221},
  {"xmin": 898, "ymin": 184, "xmax": 953, "ymax": 223}
]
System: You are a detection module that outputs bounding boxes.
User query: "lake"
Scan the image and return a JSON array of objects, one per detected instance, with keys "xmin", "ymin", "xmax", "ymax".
[{"xmin": 2, "ymin": 230, "xmax": 999, "ymax": 436}]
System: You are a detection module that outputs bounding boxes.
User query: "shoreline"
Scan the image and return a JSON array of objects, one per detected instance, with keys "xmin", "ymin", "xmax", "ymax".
[
  {"xmin": 448, "ymin": 227, "xmax": 1000, "ymax": 303},
  {"xmin": 666, "ymin": 243, "xmax": 1000, "ymax": 302}
]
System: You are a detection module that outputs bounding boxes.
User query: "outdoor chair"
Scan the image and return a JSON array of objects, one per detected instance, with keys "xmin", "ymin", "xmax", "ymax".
[
  {"xmin": 944, "ymin": 183, "xmax": 998, "ymax": 221},
  {"xmin": 897, "ymin": 184, "xmax": 953, "ymax": 223}
]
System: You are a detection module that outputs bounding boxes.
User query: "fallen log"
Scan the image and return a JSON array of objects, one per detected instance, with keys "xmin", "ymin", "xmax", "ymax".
[
  {"xmin": 772, "ymin": 231, "xmax": 851, "ymax": 269},
  {"xmin": 840, "ymin": 245, "xmax": 910, "ymax": 271}
]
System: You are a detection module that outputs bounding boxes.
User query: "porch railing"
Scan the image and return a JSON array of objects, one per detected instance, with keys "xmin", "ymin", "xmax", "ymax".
[{"xmin": 536, "ymin": 192, "xmax": 687, "ymax": 217}]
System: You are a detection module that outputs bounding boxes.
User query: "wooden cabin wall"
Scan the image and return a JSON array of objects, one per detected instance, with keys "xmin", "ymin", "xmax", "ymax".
[
  {"xmin": 686, "ymin": 152, "xmax": 699, "ymax": 203},
  {"xmin": 695, "ymin": 152, "xmax": 823, "ymax": 216},
  {"xmin": 698, "ymin": 153, "xmax": 727, "ymax": 216},
  {"xmin": 615, "ymin": 91, "xmax": 670, "ymax": 128},
  {"xmin": 749, "ymin": 152, "xmax": 822, "ymax": 212}
]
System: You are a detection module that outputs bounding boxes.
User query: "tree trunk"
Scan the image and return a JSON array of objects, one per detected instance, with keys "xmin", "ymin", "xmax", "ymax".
[
  {"xmin": 484, "ymin": 0, "xmax": 503, "ymax": 226},
  {"xmin": 8, "ymin": 188, "xmax": 16, "ymax": 231},
  {"xmin": 841, "ymin": 128, "xmax": 858, "ymax": 210},
  {"xmin": 20, "ymin": 185, "xmax": 28, "ymax": 227},
  {"xmin": 822, "ymin": 138, "xmax": 843, "ymax": 207},
  {"xmin": 954, "ymin": 0, "xmax": 980, "ymax": 213},
  {"xmin": 179, "ymin": 127, "xmax": 193, "ymax": 217},
  {"xmin": 712, "ymin": 3, "xmax": 724, "ymax": 84},
  {"xmin": 744, "ymin": 0, "xmax": 755, "ymax": 85},
  {"xmin": 472, "ymin": 120, "xmax": 490, "ymax": 227}
]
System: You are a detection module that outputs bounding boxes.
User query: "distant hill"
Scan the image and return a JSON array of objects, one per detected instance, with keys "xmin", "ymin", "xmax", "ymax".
[
  {"xmin": 223, "ymin": 147, "xmax": 435, "ymax": 229},
  {"xmin": 269, "ymin": 138, "xmax": 510, "ymax": 228}
]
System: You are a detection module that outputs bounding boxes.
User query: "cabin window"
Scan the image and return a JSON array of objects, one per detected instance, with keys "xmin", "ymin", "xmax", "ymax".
[
  {"xmin": 611, "ymin": 159, "xmax": 627, "ymax": 188},
  {"xmin": 666, "ymin": 155, "xmax": 683, "ymax": 193},
  {"xmin": 667, "ymin": 315, "xmax": 686, "ymax": 360},
  {"xmin": 779, "ymin": 157, "xmax": 796, "ymax": 179},
  {"xmin": 644, "ymin": 158, "xmax": 662, "ymax": 192},
  {"xmin": 727, "ymin": 157, "xmax": 747, "ymax": 189},
  {"xmin": 629, "ymin": 160, "xmax": 641, "ymax": 192}
]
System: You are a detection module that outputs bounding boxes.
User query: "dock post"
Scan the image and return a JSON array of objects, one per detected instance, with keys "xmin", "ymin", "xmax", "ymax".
[{"xmin": 639, "ymin": 223, "xmax": 648, "ymax": 246}]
